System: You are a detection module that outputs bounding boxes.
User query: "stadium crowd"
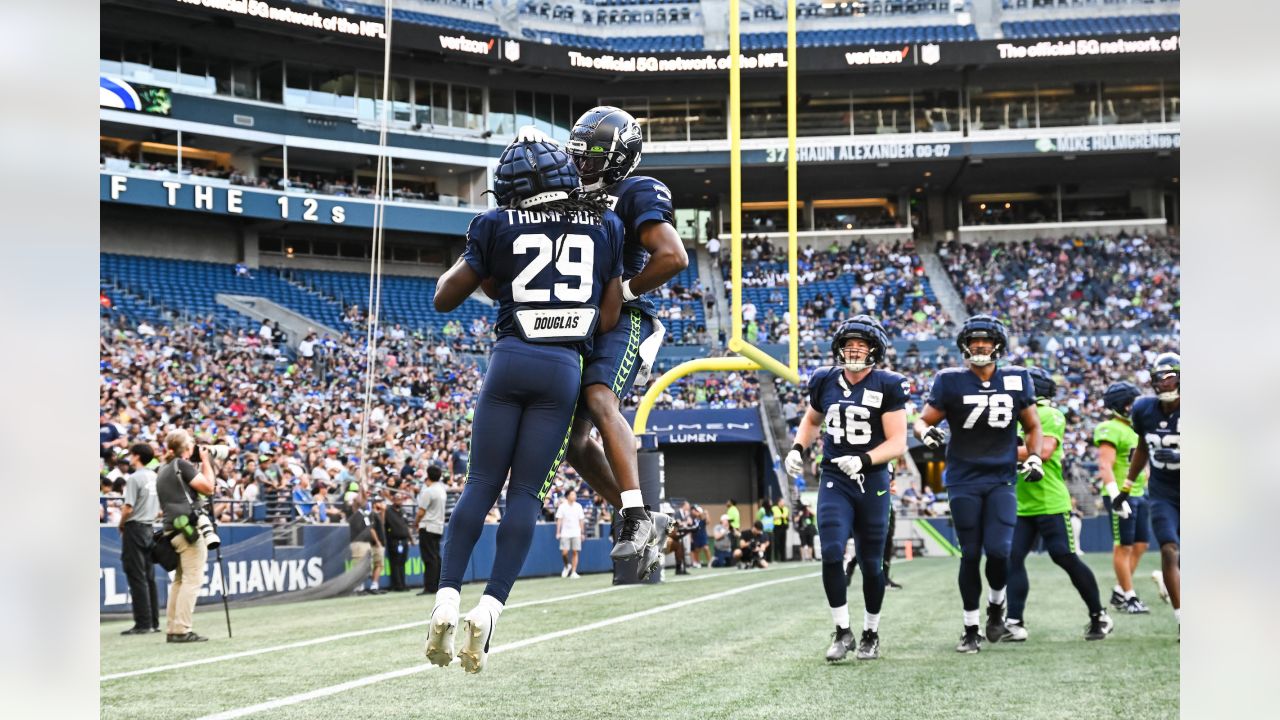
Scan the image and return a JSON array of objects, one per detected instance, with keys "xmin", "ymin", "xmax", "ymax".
[
  {"xmin": 940, "ymin": 231, "xmax": 1180, "ymax": 336},
  {"xmin": 722, "ymin": 236, "xmax": 952, "ymax": 344}
]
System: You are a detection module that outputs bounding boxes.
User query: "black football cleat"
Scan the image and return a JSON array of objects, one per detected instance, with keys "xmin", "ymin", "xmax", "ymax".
[
  {"xmin": 886, "ymin": 578, "xmax": 904, "ymax": 590},
  {"xmin": 1109, "ymin": 589, "xmax": 1127, "ymax": 609},
  {"xmin": 985, "ymin": 602, "xmax": 1011, "ymax": 643},
  {"xmin": 1085, "ymin": 611, "xmax": 1114, "ymax": 641},
  {"xmin": 956, "ymin": 625, "xmax": 982, "ymax": 654},
  {"xmin": 855, "ymin": 630, "xmax": 880, "ymax": 660},
  {"xmin": 1124, "ymin": 597, "xmax": 1151, "ymax": 614},
  {"xmin": 826, "ymin": 626, "xmax": 855, "ymax": 662}
]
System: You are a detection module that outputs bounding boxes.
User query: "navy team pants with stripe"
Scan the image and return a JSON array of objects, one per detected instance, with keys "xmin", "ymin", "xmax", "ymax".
[
  {"xmin": 439, "ymin": 338, "xmax": 582, "ymax": 604},
  {"xmin": 1007, "ymin": 513, "xmax": 1103, "ymax": 622},
  {"xmin": 818, "ymin": 469, "xmax": 890, "ymax": 616}
]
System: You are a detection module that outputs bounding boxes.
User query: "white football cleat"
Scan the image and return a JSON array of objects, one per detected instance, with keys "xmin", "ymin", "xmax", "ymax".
[
  {"xmin": 459, "ymin": 606, "xmax": 497, "ymax": 674},
  {"xmin": 1151, "ymin": 570, "xmax": 1170, "ymax": 604},
  {"xmin": 424, "ymin": 603, "xmax": 459, "ymax": 668}
]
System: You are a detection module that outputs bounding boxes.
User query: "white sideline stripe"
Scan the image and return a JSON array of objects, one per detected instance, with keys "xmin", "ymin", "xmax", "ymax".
[
  {"xmin": 101, "ymin": 563, "xmax": 805, "ymax": 681},
  {"xmin": 195, "ymin": 571, "xmax": 819, "ymax": 720},
  {"xmin": 99, "ymin": 585, "xmax": 624, "ymax": 681}
]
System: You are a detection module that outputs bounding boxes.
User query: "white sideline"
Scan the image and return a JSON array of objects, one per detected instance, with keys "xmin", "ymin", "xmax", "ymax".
[
  {"xmin": 194, "ymin": 570, "xmax": 820, "ymax": 720},
  {"xmin": 101, "ymin": 563, "xmax": 806, "ymax": 681}
]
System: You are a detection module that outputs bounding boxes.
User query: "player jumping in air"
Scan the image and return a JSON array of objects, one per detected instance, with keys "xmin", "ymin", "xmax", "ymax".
[
  {"xmin": 1095, "ymin": 381, "xmax": 1152, "ymax": 614},
  {"xmin": 785, "ymin": 316, "xmax": 909, "ymax": 662},
  {"xmin": 425, "ymin": 138, "xmax": 624, "ymax": 673},
  {"xmin": 913, "ymin": 315, "xmax": 1043, "ymax": 654},
  {"xmin": 560, "ymin": 107, "xmax": 688, "ymax": 579},
  {"xmin": 1117, "ymin": 353, "xmax": 1180, "ymax": 632},
  {"xmin": 1005, "ymin": 367, "xmax": 1113, "ymax": 642}
]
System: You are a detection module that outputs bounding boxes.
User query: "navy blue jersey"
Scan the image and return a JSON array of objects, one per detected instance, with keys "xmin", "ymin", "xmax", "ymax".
[
  {"xmin": 1130, "ymin": 396, "xmax": 1180, "ymax": 502},
  {"xmin": 927, "ymin": 365, "xmax": 1036, "ymax": 486},
  {"xmin": 607, "ymin": 175, "xmax": 673, "ymax": 318},
  {"xmin": 462, "ymin": 206, "xmax": 624, "ymax": 351},
  {"xmin": 808, "ymin": 367, "xmax": 910, "ymax": 480}
]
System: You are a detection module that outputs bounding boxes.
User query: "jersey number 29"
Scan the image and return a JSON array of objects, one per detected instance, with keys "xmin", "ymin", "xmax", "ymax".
[
  {"xmin": 512, "ymin": 233, "xmax": 594, "ymax": 303},
  {"xmin": 961, "ymin": 394, "xmax": 1014, "ymax": 428},
  {"xmin": 825, "ymin": 404, "xmax": 871, "ymax": 445}
]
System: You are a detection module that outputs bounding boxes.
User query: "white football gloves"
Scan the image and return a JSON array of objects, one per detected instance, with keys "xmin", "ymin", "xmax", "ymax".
[
  {"xmin": 516, "ymin": 125, "xmax": 556, "ymax": 145},
  {"xmin": 1019, "ymin": 454, "xmax": 1044, "ymax": 483},
  {"xmin": 784, "ymin": 449, "xmax": 805, "ymax": 477},
  {"xmin": 834, "ymin": 454, "xmax": 867, "ymax": 478}
]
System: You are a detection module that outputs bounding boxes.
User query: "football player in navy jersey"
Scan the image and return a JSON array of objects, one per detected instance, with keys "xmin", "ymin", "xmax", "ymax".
[
  {"xmin": 912, "ymin": 315, "xmax": 1044, "ymax": 654},
  {"xmin": 424, "ymin": 138, "xmax": 624, "ymax": 674},
  {"xmin": 784, "ymin": 316, "xmax": 909, "ymax": 662},
  {"xmin": 1116, "ymin": 352, "xmax": 1181, "ymax": 629},
  {"xmin": 553, "ymin": 107, "xmax": 689, "ymax": 578}
]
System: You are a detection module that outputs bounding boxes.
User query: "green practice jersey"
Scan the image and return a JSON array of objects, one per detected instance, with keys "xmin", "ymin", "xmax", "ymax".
[
  {"xmin": 1016, "ymin": 400, "xmax": 1070, "ymax": 516},
  {"xmin": 1093, "ymin": 418, "xmax": 1147, "ymax": 496}
]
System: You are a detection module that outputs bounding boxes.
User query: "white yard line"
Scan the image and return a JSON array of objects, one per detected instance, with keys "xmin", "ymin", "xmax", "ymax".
[
  {"xmin": 102, "ymin": 563, "xmax": 809, "ymax": 682},
  {"xmin": 195, "ymin": 570, "xmax": 819, "ymax": 720}
]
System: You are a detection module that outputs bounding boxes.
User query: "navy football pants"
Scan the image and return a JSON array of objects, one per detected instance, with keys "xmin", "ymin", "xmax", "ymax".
[
  {"xmin": 948, "ymin": 482, "xmax": 1017, "ymax": 613},
  {"xmin": 439, "ymin": 339, "xmax": 582, "ymax": 604},
  {"xmin": 1007, "ymin": 513, "xmax": 1103, "ymax": 621},
  {"xmin": 818, "ymin": 470, "xmax": 890, "ymax": 615}
]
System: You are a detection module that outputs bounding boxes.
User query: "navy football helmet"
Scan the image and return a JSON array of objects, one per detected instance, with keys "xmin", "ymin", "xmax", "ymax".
[
  {"xmin": 493, "ymin": 139, "xmax": 580, "ymax": 209},
  {"xmin": 1151, "ymin": 352, "xmax": 1180, "ymax": 402},
  {"xmin": 831, "ymin": 315, "xmax": 889, "ymax": 373},
  {"xmin": 566, "ymin": 106, "xmax": 643, "ymax": 192},
  {"xmin": 1102, "ymin": 381, "xmax": 1141, "ymax": 417},
  {"xmin": 956, "ymin": 315, "xmax": 1008, "ymax": 367},
  {"xmin": 1027, "ymin": 366, "xmax": 1056, "ymax": 400}
]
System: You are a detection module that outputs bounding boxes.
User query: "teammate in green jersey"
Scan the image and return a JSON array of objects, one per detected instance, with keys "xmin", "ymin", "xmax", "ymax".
[
  {"xmin": 1002, "ymin": 367, "xmax": 1112, "ymax": 642},
  {"xmin": 1095, "ymin": 381, "xmax": 1152, "ymax": 614}
]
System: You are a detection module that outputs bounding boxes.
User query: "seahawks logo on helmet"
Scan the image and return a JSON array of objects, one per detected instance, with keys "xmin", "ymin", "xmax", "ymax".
[{"xmin": 566, "ymin": 106, "xmax": 644, "ymax": 192}]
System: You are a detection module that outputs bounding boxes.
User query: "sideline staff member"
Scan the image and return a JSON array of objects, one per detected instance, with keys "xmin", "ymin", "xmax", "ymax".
[
  {"xmin": 156, "ymin": 430, "xmax": 216, "ymax": 643},
  {"xmin": 119, "ymin": 443, "xmax": 160, "ymax": 635}
]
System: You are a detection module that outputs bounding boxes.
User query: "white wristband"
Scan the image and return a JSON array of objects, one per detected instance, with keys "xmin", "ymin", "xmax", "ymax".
[
  {"xmin": 1104, "ymin": 481, "xmax": 1119, "ymax": 499},
  {"xmin": 621, "ymin": 279, "xmax": 639, "ymax": 302}
]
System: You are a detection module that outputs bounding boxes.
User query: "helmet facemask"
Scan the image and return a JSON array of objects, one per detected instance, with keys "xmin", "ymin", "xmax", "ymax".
[
  {"xmin": 1153, "ymin": 370, "xmax": 1179, "ymax": 402},
  {"xmin": 837, "ymin": 337, "xmax": 877, "ymax": 373},
  {"xmin": 962, "ymin": 336, "xmax": 1000, "ymax": 367}
]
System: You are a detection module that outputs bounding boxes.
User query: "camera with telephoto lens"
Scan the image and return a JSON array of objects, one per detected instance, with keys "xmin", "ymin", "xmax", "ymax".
[
  {"xmin": 173, "ymin": 511, "xmax": 222, "ymax": 549},
  {"xmin": 200, "ymin": 444, "xmax": 231, "ymax": 463}
]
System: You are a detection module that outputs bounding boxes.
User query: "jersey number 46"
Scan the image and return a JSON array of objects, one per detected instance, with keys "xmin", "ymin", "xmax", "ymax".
[{"xmin": 825, "ymin": 404, "xmax": 871, "ymax": 445}]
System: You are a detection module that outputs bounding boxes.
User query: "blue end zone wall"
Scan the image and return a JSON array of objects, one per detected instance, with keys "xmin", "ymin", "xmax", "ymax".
[
  {"xmin": 101, "ymin": 522, "xmax": 613, "ymax": 613},
  {"xmin": 919, "ymin": 516, "xmax": 1157, "ymax": 554}
]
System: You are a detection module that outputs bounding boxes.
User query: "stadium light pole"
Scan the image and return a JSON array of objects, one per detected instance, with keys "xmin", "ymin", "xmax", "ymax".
[{"xmin": 632, "ymin": 0, "xmax": 801, "ymax": 437}]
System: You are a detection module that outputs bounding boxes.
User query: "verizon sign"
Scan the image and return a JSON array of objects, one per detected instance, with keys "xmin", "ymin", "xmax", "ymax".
[
  {"xmin": 996, "ymin": 34, "xmax": 1179, "ymax": 60},
  {"xmin": 439, "ymin": 34, "xmax": 495, "ymax": 55},
  {"xmin": 845, "ymin": 46, "xmax": 910, "ymax": 66}
]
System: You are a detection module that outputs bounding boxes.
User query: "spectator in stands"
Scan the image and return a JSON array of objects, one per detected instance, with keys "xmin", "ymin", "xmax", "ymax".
[{"xmin": 291, "ymin": 477, "xmax": 315, "ymax": 521}]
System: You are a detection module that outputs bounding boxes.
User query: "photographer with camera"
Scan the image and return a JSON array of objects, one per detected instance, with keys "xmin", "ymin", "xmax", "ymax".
[{"xmin": 155, "ymin": 429, "xmax": 219, "ymax": 643}]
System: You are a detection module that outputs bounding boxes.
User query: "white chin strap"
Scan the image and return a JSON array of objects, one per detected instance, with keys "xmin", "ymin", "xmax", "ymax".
[
  {"xmin": 581, "ymin": 177, "xmax": 607, "ymax": 193},
  {"xmin": 519, "ymin": 191, "xmax": 570, "ymax": 208},
  {"xmin": 1157, "ymin": 390, "xmax": 1179, "ymax": 402}
]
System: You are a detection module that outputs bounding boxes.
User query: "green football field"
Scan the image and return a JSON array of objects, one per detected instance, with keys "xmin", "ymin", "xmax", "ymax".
[{"xmin": 100, "ymin": 555, "xmax": 1178, "ymax": 720}]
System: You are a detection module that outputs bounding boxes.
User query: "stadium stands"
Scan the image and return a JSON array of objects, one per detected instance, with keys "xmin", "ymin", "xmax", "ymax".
[
  {"xmin": 101, "ymin": 253, "xmax": 709, "ymax": 345},
  {"xmin": 1001, "ymin": 13, "xmax": 1179, "ymax": 39},
  {"xmin": 743, "ymin": 24, "xmax": 976, "ymax": 50},
  {"xmin": 940, "ymin": 231, "xmax": 1180, "ymax": 337}
]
